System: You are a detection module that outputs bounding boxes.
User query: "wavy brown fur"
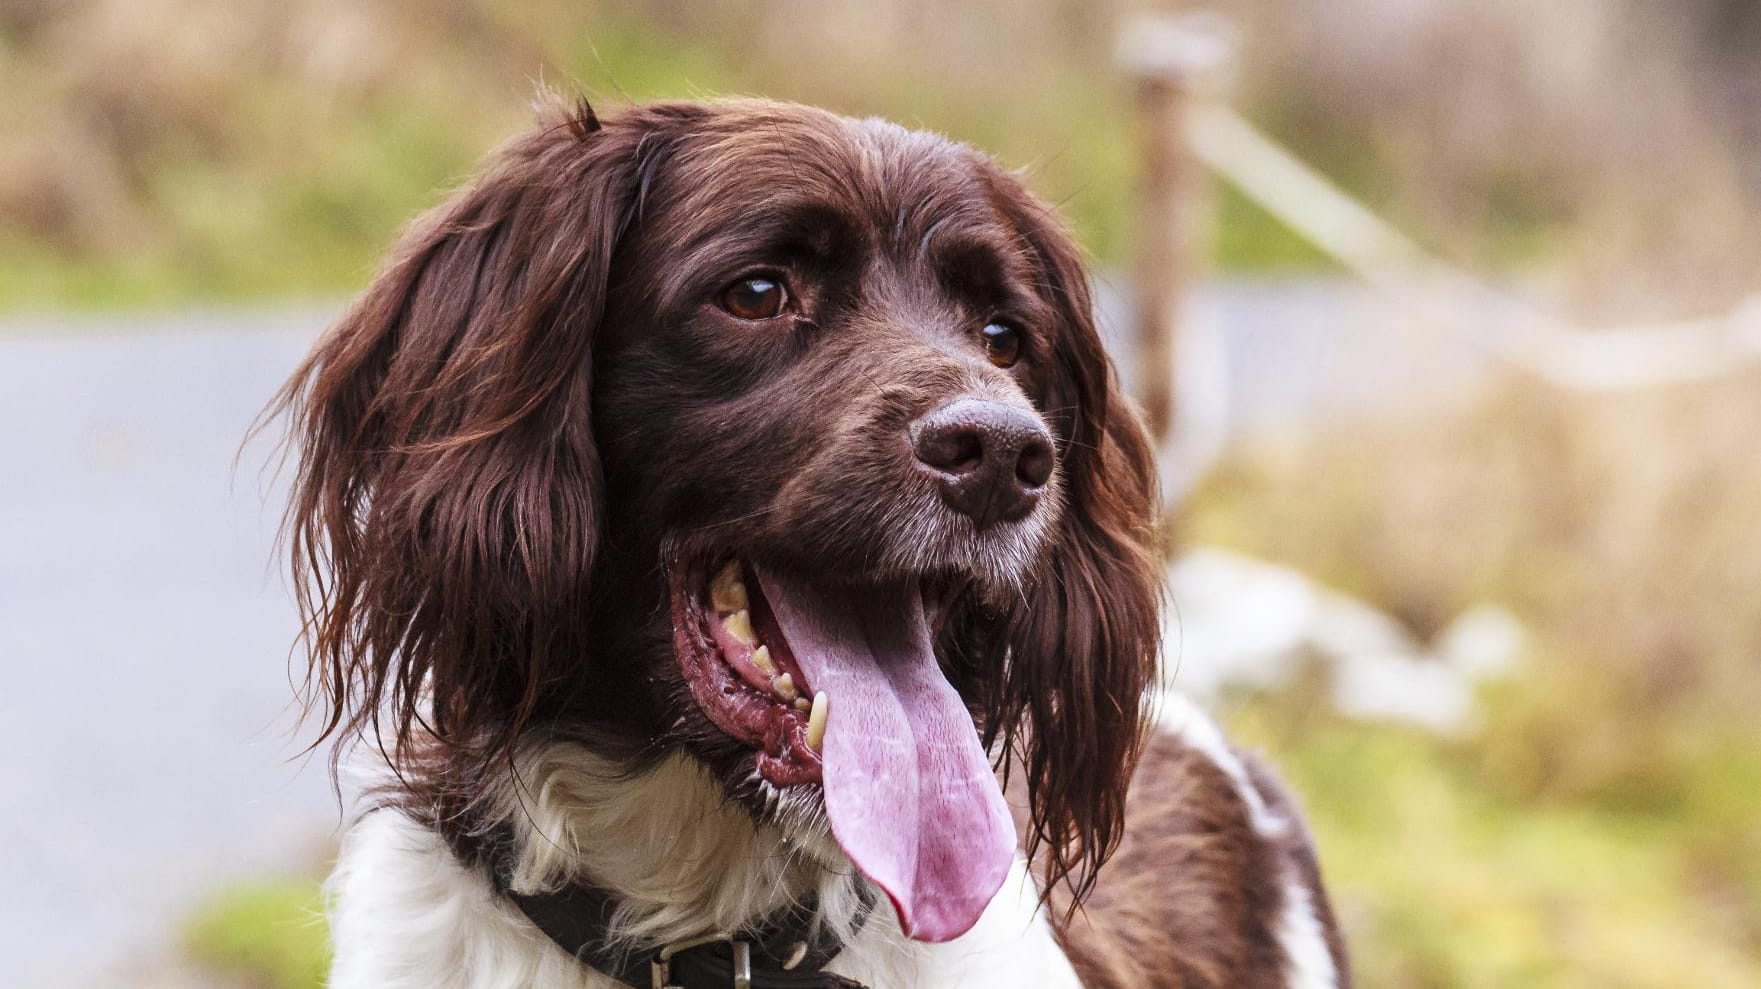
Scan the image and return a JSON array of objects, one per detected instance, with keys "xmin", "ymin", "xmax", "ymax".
[{"xmin": 269, "ymin": 96, "xmax": 1161, "ymax": 915}]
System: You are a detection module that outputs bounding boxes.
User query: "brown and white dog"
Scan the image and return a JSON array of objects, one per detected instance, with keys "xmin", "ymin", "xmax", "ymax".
[{"xmin": 275, "ymin": 97, "xmax": 1349, "ymax": 988}]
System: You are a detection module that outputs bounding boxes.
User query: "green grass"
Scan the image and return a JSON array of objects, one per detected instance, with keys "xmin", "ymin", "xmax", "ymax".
[
  {"xmin": 0, "ymin": 9, "xmax": 1344, "ymax": 315},
  {"xmin": 0, "ymin": 14, "xmax": 729, "ymax": 313},
  {"xmin": 1178, "ymin": 377, "xmax": 1761, "ymax": 987},
  {"xmin": 0, "ymin": 112, "xmax": 494, "ymax": 312},
  {"xmin": 183, "ymin": 877, "xmax": 329, "ymax": 989},
  {"xmin": 1228, "ymin": 691, "xmax": 1761, "ymax": 989}
]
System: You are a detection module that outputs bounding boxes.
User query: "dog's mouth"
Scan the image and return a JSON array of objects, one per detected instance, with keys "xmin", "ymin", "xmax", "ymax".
[
  {"xmin": 671, "ymin": 558, "xmax": 826, "ymax": 786},
  {"xmin": 669, "ymin": 557, "xmax": 1016, "ymax": 943}
]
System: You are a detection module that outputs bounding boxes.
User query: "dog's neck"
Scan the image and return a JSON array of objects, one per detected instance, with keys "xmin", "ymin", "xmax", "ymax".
[{"xmin": 483, "ymin": 740, "xmax": 870, "ymax": 951}]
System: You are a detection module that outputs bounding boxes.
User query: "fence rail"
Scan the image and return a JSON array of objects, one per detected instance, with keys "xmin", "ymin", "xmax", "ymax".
[
  {"xmin": 1188, "ymin": 102, "xmax": 1761, "ymax": 392},
  {"xmin": 1124, "ymin": 13, "xmax": 1761, "ymax": 399}
]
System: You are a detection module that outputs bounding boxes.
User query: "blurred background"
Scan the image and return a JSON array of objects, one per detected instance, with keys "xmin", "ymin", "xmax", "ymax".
[{"xmin": 2, "ymin": 1, "xmax": 1758, "ymax": 986}]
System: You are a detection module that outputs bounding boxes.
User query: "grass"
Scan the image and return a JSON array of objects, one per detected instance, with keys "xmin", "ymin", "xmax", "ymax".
[
  {"xmin": 182, "ymin": 877, "xmax": 329, "ymax": 989},
  {"xmin": 0, "ymin": 104, "xmax": 483, "ymax": 309},
  {"xmin": 0, "ymin": 4, "xmax": 1352, "ymax": 315},
  {"xmin": 1182, "ymin": 374, "xmax": 1761, "ymax": 987},
  {"xmin": 1230, "ymin": 695, "xmax": 1761, "ymax": 989},
  {"xmin": 9, "ymin": 2, "xmax": 1754, "ymax": 316}
]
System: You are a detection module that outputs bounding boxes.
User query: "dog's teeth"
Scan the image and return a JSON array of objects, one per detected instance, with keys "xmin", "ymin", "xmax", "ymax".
[
  {"xmin": 794, "ymin": 697, "xmax": 812, "ymax": 712},
  {"xmin": 709, "ymin": 561, "xmax": 749, "ymax": 613},
  {"xmin": 722, "ymin": 609, "xmax": 757, "ymax": 646},
  {"xmin": 772, "ymin": 672, "xmax": 798, "ymax": 701},
  {"xmin": 750, "ymin": 645, "xmax": 777, "ymax": 675},
  {"xmin": 805, "ymin": 692, "xmax": 828, "ymax": 752}
]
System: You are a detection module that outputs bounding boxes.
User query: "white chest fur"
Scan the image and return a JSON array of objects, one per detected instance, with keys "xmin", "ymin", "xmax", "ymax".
[{"xmin": 325, "ymin": 749, "xmax": 1080, "ymax": 989}]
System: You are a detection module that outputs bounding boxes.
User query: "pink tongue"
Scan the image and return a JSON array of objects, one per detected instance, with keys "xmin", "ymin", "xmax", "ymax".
[{"xmin": 754, "ymin": 567, "xmax": 1016, "ymax": 942}]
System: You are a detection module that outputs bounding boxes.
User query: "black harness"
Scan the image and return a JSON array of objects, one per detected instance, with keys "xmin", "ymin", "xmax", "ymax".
[{"xmin": 505, "ymin": 880, "xmax": 876, "ymax": 989}]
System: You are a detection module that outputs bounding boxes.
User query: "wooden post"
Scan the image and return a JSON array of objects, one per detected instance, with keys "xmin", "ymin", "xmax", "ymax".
[{"xmin": 1118, "ymin": 14, "xmax": 1234, "ymax": 449}]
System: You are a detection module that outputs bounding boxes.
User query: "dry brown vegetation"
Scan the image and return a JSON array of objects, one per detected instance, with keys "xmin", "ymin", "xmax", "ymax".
[
  {"xmin": 1189, "ymin": 371, "xmax": 1761, "ymax": 986},
  {"xmin": 0, "ymin": 0, "xmax": 583, "ymax": 250},
  {"xmin": 1194, "ymin": 372, "xmax": 1761, "ymax": 797},
  {"xmin": 4, "ymin": 1, "xmax": 1758, "ymax": 310}
]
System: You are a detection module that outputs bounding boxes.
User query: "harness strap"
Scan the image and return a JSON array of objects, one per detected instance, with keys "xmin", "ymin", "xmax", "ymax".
[{"xmin": 505, "ymin": 879, "xmax": 874, "ymax": 989}]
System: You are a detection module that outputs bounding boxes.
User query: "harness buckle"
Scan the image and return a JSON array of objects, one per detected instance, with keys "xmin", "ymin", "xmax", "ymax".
[
  {"xmin": 650, "ymin": 935, "xmax": 753, "ymax": 988},
  {"xmin": 731, "ymin": 940, "xmax": 753, "ymax": 988}
]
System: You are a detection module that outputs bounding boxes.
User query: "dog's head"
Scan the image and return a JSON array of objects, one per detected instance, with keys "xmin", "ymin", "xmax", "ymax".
[{"xmin": 280, "ymin": 98, "xmax": 1160, "ymax": 941}]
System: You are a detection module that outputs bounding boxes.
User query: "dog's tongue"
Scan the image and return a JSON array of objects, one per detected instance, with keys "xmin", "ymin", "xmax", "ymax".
[{"xmin": 754, "ymin": 567, "xmax": 1015, "ymax": 942}]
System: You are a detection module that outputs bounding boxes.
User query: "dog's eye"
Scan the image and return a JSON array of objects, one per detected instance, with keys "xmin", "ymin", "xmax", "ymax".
[
  {"xmin": 981, "ymin": 323, "xmax": 1022, "ymax": 368},
  {"xmin": 719, "ymin": 276, "xmax": 788, "ymax": 320}
]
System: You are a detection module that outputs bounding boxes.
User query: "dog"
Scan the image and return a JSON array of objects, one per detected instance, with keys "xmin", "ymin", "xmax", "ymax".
[{"xmin": 274, "ymin": 97, "xmax": 1349, "ymax": 988}]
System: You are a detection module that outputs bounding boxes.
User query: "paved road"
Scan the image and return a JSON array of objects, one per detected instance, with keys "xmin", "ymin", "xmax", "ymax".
[
  {"xmin": 0, "ymin": 283, "xmax": 1487, "ymax": 985},
  {"xmin": 1, "ymin": 307, "xmax": 341, "ymax": 987}
]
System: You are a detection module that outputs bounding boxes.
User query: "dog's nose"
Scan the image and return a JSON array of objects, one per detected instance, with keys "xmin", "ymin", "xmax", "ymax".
[{"xmin": 912, "ymin": 398, "xmax": 1054, "ymax": 528}]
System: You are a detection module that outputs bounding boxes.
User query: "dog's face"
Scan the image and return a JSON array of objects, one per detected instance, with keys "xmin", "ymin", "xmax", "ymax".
[
  {"xmin": 596, "ymin": 109, "xmax": 1065, "ymax": 589},
  {"xmin": 280, "ymin": 99, "xmax": 1160, "ymax": 942}
]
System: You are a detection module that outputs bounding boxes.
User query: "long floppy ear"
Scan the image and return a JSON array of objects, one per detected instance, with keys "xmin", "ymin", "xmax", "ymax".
[
  {"xmin": 981, "ymin": 171, "xmax": 1164, "ymax": 910},
  {"xmin": 271, "ymin": 99, "xmax": 661, "ymax": 776}
]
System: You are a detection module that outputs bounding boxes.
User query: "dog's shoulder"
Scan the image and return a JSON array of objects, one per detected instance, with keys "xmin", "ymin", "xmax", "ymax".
[{"xmin": 1052, "ymin": 693, "xmax": 1351, "ymax": 989}]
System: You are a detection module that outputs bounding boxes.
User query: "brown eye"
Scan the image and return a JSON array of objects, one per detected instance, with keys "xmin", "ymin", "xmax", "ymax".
[
  {"xmin": 719, "ymin": 275, "xmax": 788, "ymax": 320},
  {"xmin": 981, "ymin": 322, "xmax": 1021, "ymax": 368}
]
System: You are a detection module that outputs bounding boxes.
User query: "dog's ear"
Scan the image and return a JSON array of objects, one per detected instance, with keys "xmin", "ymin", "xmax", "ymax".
[
  {"xmin": 273, "ymin": 99, "xmax": 671, "ymax": 774},
  {"xmin": 980, "ymin": 171, "xmax": 1163, "ymax": 911}
]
